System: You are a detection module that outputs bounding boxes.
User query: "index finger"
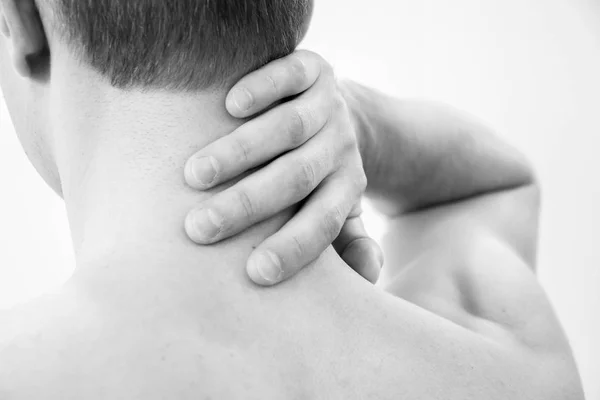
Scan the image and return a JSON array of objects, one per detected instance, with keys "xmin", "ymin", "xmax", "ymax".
[{"xmin": 226, "ymin": 50, "xmax": 326, "ymax": 118}]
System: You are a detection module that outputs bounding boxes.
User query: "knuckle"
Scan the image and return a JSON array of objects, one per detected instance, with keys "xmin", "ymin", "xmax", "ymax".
[
  {"xmin": 332, "ymin": 95, "xmax": 347, "ymax": 113},
  {"xmin": 232, "ymin": 135, "xmax": 251, "ymax": 163},
  {"xmin": 288, "ymin": 55, "xmax": 308, "ymax": 87},
  {"xmin": 341, "ymin": 127, "xmax": 359, "ymax": 152},
  {"xmin": 294, "ymin": 158, "xmax": 318, "ymax": 194},
  {"xmin": 324, "ymin": 95, "xmax": 344, "ymax": 126},
  {"xmin": 335, "ymin": 136, "xmax": 356, "ymax": 162},
  {"xmin": 322, "ymin": 205, "xmax": 345, "ymax": 240},
  {"xmin": 289, "ymin": 234, "xmax": 306, "ymax": 260},
  {"xmin": 234, "ymin": 190, "xmax": 256, "ymax": 222},
  {"xmin": 266, "ymin": 74, "xmax": 279, "ymax": 96},
  {"xmin": 287, "ymin": 107, "xmax": 311, "ymax": 146}
]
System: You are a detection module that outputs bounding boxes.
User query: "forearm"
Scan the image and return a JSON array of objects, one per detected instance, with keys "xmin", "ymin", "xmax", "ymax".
[{"xmin": 340, "ymin": 80, "xmax": 536, "ymax": 216}]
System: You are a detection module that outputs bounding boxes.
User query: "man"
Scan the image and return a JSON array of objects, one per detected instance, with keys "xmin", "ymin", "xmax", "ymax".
[{"xmin": 0, "ymin": 1, "xmax": 583, "ymax": 399}]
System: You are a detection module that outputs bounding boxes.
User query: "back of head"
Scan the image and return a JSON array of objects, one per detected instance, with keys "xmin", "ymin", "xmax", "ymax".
[{"xmin": 49, "ymin": 0, "xmax": 314, "ymax": 91}]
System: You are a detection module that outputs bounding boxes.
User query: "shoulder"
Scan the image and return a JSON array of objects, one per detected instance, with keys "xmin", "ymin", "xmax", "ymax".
[
  {"xmin": 381, "ymin": 234, "xmax": 584, "ymax": 399},
  {"xmin": 0, "ymin": 292, "xmax": 92, "ymax": 397}
]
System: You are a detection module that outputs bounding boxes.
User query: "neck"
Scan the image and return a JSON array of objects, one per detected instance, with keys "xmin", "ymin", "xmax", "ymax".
[{"xmin": 49, "ymin": 65, "xmax": 293, "ymax": 297}]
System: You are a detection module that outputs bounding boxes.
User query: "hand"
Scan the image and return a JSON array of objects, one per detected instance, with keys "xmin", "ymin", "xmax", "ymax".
[{"xmin": 184, "ymin": 50, "xmax": 383, "ymax": 285}]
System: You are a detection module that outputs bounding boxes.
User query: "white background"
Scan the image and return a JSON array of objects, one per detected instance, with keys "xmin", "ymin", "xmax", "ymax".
[{"xmin": 1, "ymin": 0, "xmax": 598, "ymax": 398}]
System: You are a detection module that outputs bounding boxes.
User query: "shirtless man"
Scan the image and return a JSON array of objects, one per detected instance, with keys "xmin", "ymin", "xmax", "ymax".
[{"xmin": 0, "ymin": 0, "xmax": 584, "ymax": 399}]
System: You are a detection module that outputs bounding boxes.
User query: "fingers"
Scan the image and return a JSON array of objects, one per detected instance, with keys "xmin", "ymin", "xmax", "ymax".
[
  {"xmin": 333, "ymin": 211, "xmax": 384, "ymax": 284},
  {"xmin": 246, "ymin": 168, "xmax": 366, "ymax": 286},
  {"xmin": 226, "ymin": 50, "xmax": 328, "ymax": 118},
  {"xmin": 185, "ymin": 132, "xmax": 340, "ymax": 244},
  {"xmin": 185, "ymin": 69, "xmax": 338, "ymax": 190}
]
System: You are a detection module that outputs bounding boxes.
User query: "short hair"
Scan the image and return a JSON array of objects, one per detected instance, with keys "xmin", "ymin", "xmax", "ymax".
[{"xmin": 49, "ymin": 0, "xmax": 313, "ymax": 91}]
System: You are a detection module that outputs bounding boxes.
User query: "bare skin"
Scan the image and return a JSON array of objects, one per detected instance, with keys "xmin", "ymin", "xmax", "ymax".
[
  {"xmin": 0, "ymin": 76, "xmax": 583, "ymax": 399},
  {"xmin": 0, "ymin": 191, "xmax": 581, "ymax": 399},
  {"xmin": 0, "ymin": 1, "xmax": 583, "ymax": 399}
]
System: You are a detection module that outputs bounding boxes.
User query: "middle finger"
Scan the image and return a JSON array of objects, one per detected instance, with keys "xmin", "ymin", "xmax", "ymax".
[{"xmin": 185, "ymin": 131, "xmax": 339, "ymax": 244}]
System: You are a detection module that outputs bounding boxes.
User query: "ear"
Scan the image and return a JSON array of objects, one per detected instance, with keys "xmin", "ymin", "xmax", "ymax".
[{"xmin": 0, "ymin": 0, "xmax": 47, "ymax": 77}]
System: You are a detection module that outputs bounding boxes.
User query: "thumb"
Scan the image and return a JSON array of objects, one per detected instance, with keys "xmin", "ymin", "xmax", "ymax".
[{"xmin": 333, "ymin": 209, "xmax": 383, "ymax": 284}]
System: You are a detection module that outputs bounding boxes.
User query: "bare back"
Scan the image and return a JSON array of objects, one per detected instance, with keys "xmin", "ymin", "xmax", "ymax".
[{"xmin": 0, "ymin": 233, "xmax": 582, "ymax": 400}]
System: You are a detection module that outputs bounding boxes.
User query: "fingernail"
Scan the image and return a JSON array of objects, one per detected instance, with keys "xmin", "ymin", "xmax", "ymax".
[
  {"xmin": 189, "ymin": 209, "xmax": 223, "ymax": 241},
  {"xmin": 232, "ymin": 88, "xmax": 254, "ymax": 112},
  {"xmin": 191, "ymin": 156, "xmax": 218, "ymax": 186},
  {"xmin": 249, "ymin": 251, "xmax": 283, "ymax": 283}
]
